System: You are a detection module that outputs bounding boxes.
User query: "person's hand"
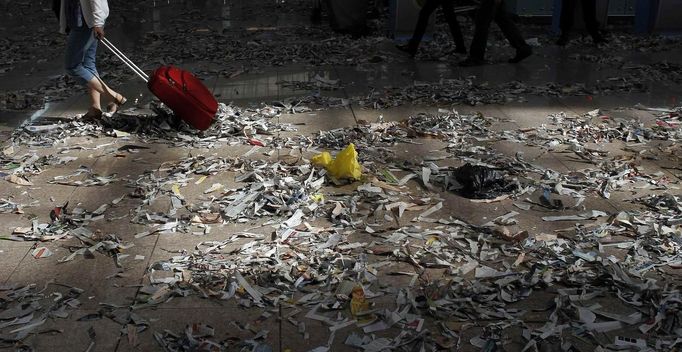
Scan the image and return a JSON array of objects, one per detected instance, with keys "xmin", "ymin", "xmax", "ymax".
[{"xmin": 93, "ymin": 26, "xmax": 105, "ymax": 40}]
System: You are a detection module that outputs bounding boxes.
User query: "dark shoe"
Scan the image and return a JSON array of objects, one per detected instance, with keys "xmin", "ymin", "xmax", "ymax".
[
  {"xmin": 509, "ymin": 46, "xmax": 532, "ymax": 64},
  {"xmin": 592, "ymin": 34, "xmax": 608, "ymax": 45},
  {"xmin": 458, "ymin": 57, "xmax": 485, "ymax": 67},
  {"xmin": 82, "ymin": 107, "xmax": 102, "ymax": 121},
  {"xmin": 556, "ymin": 35, "xmax": 570, "ymax": 46},
  {"xmin": 396, "ymin": 43, "xmax": 417, "ymax": 58}
]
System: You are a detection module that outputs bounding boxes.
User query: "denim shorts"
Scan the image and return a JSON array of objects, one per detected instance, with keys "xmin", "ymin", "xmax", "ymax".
[{"xmin": 65, "ymin": 25, "xmax": 99, "ymax": 85}]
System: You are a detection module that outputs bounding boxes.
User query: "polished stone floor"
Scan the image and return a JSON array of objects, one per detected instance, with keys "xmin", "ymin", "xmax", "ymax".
[{"xmin": 1, "ymin": 1, "xmax": 681, "ymax": 351}]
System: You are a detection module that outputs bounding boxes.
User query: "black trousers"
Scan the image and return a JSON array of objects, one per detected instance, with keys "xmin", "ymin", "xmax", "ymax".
[
  {"xmin": 410, "ymin": 0, "xmax": 465, "ymax": 50},
  {"xmin": 560, "ymin": 0, "xmax": 600, "ymax": 37},
  {"xmin": 469, "ymin": 0, "xmax": 528, "ymax": 60}
]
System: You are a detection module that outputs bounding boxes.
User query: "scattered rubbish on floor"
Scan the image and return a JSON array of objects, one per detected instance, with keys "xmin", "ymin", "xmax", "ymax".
[
  {"xmin": 0, "ymin": 282, "xmax": 84, "ymax": 341},
  {"xmin": 2, "ymin": 105, "xmax": 680, "ymax": 351},
  {"xmin": 0, "ymin": 198, "xmax": 24, "ymax": 214},
  {"xmin": 1, "ymin": 3, "xmax": 682, "ymax": 350},
  {"xmin": 278, "ymin": 73, "xmax": 342, "ymax": 91},
  {"xmin": 12, "ymin": 102, "xmax": 297, "ymax": 150},
  {"xmin": 5, "ymin": 174, "xmax": 33, "ymax": 186},
  {"xmin": 31, "ymin": 247, "xmax": 53, "ymax": 259}
]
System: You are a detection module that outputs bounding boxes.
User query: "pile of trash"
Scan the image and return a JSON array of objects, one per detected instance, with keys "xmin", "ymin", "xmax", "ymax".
[
  {"xmin": 0, "ymin": 198, "xmax": 23, "ymax": 214},
  {"xmin": 566, "ymin": 32, "xmax": 682, "ymax": 52},
  {"xmin": 10, "ymin": 102, "xmax": 297, "ymax": 150},
  {"xmin": 127, "ymin": 154, "xmax": 326, "ymax": 231},
  {"xmin": 66, "ymin": 107, "xmax": 674, "ymax": 351},
  {"xmin": 356, "ymin": 75, "xmax": 654, "ymax": 110},
  {"xmin": 153, "ymin": 323, "xmax": 240, "ymax": 352},
  {"xmin": 135, "ymin": 171, "xmax": 682, "ymax": 350},
  {"xmin": 7, "ymin": 199, "xmax": 125, "ymax": 243},
  {"xmin": 634, "ymin": 193, "xmax": 682, "ymax": 224},
  {"xmin": 315, "ymin": 110, "xmax": 499, "ymax": 150},
  {"xmin": 2, "ymin": 101, "xmax": 682, "ymax": 351},
  {"xmin": 3, "ymin": 4, "xmax": 682, "ymax": 347},
  {"xmin": 359, "ymin": 78, "xmax": 520, "ymax": 108},
  {"xmin": 0, "ymin": 282, "xmax": 85, "ymax": 344},
  {"xmin": 277, "ymin": 73, "xmax": 342, "ymax": 92},
  {"xmin": 566, "ymin": 53, "xmax": 682, "ymax": 87}
]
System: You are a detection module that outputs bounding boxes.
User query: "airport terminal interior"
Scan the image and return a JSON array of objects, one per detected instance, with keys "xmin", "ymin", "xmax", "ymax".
[{"xmin": 0, "ymin": 0, "xmax": 681, "ymax": 351}]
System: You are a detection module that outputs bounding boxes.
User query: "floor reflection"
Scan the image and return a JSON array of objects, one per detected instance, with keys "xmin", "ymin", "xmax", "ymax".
[{"xmin": 214, "ymin": 69, "xmax": 333, "ymax": 100}]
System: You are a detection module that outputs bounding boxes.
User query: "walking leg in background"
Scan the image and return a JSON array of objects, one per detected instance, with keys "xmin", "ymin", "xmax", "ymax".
[
  {"xmin": 581, "ymin": 0, "xmax": 607, "ymax": 44},
  {"xmin": 493, "ymin": 1, "xmax": 532, "ymax": 63},
  {"xmin": 311, "ymin": 0, "xmax": 322, "ymax": 23},
  {"xmin": 557, "ymin": 0, "xmax": 606, "ymax": 46},
  {"xmin": 459, "ymin": 0, "xmax": 497, "ymax": 66},
  {"xmin": 461, "ymin": 0, "xmax": 530, "ymax": 66},
  {"xmin": 397, "ymin": 0, "xmax": 439, "ymax": 57},
  {"xmin": 557, "ymin": 0, "xmax": 576, "ymax": 45},
  {"xmin": 441, "ymin": 0, "xmax": 467, "ymax": 54}
]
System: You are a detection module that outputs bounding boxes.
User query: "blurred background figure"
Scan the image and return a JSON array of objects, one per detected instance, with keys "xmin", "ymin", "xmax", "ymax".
[
  {"xmin": 460, "ymin": 0, "xmax": 532, "ymax": 66},
  {"xmin": 397, "ymin": 0, "xmax": 467, "ymax": 58},
  {"xmin": 556, "ymin": 0, "xmax": 607, "ymax": 46}
]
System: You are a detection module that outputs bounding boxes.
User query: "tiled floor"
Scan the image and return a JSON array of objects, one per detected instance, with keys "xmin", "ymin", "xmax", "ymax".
[{"xmin": 1, "ymin": 0, "xmax": 682, "ymax": 351}]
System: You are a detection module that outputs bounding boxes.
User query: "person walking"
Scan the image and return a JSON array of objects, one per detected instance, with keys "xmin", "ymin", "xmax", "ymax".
[
  {"xmin": 556, "ymin": 0, "xmax": 607, "ymax": 46},
  {"xmin": 459, "ymin": 0, "xmax": 532, "ymax": 67},
  {"xmin": 397, "ymin": 0, "xmax": 467, "ymax": 58},
  {"xmin": 58, "ymin": 0, "xmax": 126, "ymax": 120}
]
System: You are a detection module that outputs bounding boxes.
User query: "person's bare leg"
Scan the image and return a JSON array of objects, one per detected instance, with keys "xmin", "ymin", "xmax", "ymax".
[
  {"xmin": 102, "ymin": 80, "xmax": 126, "ymax": 113},
  {"xmin": 82, "ymin": 83, "xmax": 103, "ymax": 119},
  {"xmin": 87, "ymin": 77, "xmax": 126, "ymax": 113},
  {"xmin": 88, "ymin": 85, "xmax": 101, "ymax": 111},
  {"xmin": 87, "ymin": 77, "xmax": 120, "ymax": 102}
]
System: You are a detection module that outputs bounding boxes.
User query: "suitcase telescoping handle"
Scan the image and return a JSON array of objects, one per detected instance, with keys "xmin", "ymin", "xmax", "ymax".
[{"xmin": 99, "ymin": 37, "xmax": 150, "ymax": 83}]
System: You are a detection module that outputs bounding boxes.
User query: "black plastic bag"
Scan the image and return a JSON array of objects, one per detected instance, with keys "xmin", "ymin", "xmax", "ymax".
[{"xmin": 453, "ymin": 163, "xmax": 517, "ymax": 199}]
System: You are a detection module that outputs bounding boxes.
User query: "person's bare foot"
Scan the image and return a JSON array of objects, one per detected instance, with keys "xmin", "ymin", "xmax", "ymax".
[{"xmin": 106, "ymin": 102, "xmax": 119, "ymax": 114}]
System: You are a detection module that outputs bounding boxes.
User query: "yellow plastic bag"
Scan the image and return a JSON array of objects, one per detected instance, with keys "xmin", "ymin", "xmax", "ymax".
[
  {"xmin": 311, "ymin": 151, "xmax": 332, "ymax": 168},
  {"xmin": 312, "ymin": 144, "xmax": 362, "ymax": 180}
]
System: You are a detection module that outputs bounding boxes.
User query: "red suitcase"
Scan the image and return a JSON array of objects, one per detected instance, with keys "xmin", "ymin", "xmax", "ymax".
[
  {"xmin": 100, "ymin": 38, "xmax": 218, "ymax": 131},
  {"xmin": 148, "ymin": 66, "xmax": 218, "ymax": 130}
]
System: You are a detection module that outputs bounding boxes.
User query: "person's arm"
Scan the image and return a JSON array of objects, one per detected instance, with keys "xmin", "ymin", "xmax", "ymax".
[{"xmin": 91, "ymin": 0, "xmax": 107, "ymax": 38}]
